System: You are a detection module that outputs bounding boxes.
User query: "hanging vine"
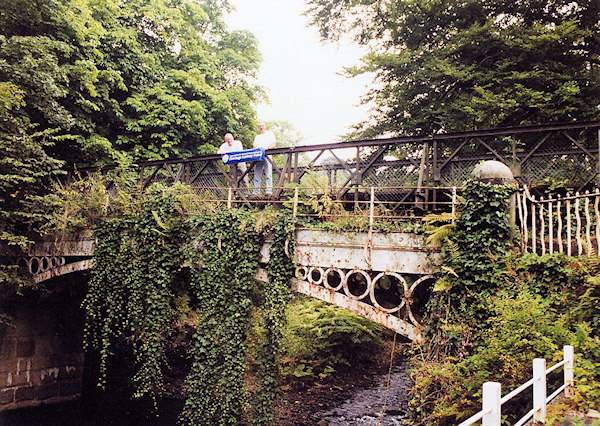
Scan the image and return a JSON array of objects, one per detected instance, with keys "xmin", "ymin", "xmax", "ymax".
[
  {"xmin": 84, "ymin": 186, "xmax": 297, "ymax": 423},
  {"xmin": 254, "ymin": 213, "xmax": 295, "ymax": 425},
  {"xmin": 179, "ymin": 210, "xmax": 262, "ymax": 425},
  {"xmin": 83, "ymin": 187, "xmax": 186, "ymax": 401}
]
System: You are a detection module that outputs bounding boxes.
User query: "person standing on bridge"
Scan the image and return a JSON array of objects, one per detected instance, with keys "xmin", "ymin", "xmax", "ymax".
[
  {"xmin": 252, "ymin": 122, "xmax": 277, "ymax": 195},
  {"xmin": 218, "ymin": 133, "xmax": 249, "ymax": 187}
]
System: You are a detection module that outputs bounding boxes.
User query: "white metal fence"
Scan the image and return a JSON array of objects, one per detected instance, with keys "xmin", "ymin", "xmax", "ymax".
[
  {"xmin": 518, "ymin": 186, "xmax": 600, "ymax": 256},
  {"xmin": 458, "ymin": 345, "xmax": 574, "ymax": 426}
]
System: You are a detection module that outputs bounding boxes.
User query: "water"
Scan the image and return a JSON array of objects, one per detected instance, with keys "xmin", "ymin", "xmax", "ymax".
[
  {"xmin": 1, "ymin": 367, "xmax": 411, "ymax": 425},
  {"xmin": 313, "ymin": 365, "xmax": 411, "ymax": 425}
]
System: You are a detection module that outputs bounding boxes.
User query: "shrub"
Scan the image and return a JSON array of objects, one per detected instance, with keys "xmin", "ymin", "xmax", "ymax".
[{"xmin": 280, "ymin": 297, "xmax": 383, "ymax": 380}]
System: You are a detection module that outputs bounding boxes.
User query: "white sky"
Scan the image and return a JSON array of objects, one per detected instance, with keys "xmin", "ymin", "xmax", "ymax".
[{"xmin": 225, "ymin": 0, "xmax": 372, "ymax": 145}]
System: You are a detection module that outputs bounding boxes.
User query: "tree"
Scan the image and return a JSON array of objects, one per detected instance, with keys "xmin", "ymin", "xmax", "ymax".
[
  {"xmin": 0, "ymin": 0, "xmax": 263, "ymax": 166},
  {"xmin": 306, "ymin": 0, "xmax": 600, "ymax": 137},
  {"xmin": 0, "ymin": 82, "xmax": 63, "ymax": 249},
  {"xmin": 266, "ymin": 119, "xmax": 305, "ymax": 148},
  {"xmin": 0, "ymin": 0, "xmax": 263, "ymax": 245}
]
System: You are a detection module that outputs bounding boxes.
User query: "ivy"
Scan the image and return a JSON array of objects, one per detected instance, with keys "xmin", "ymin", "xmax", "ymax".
[
  {"xmin": 411, "ymin": 180, "xmax": 600, "ymax": 423},
  {"xmin": 83, "ymin": 187, "xmax": 186, "ymax": 401},
  {"xmin": 253, "ymin": 213, "xmax": 295, "ymax": 425},
  {"xmin": 180, "ymin": 210, "xmax": 262, "ymax": 425},
  {"xmin": 426, "ymin": 180, "xmax": 516, "ymax": 341},
  {"xmin": 83, "ymin": 185, "xmax": 297, "ymax": 423}
]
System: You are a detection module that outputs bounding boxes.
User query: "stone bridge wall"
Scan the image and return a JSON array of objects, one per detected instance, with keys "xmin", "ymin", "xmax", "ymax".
[{"xmin": 0, "ymin": 280, "xmax": 85, "ymax": 412}]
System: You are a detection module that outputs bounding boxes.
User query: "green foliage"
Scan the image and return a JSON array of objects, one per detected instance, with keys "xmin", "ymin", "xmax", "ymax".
[
  {"xmin": 411, "ymin": 291, "xmax": 571, "ymax": 424},
  {"xmin": 306, "ymin": 0, "xmax": 599, "ymax": 137},
  {"xmin": 426, "ymin": 180, "xmax": 515, "ymax": 346},
  {"xmin": 410, "ymin": 180, "xmax": 600, "ymax": 424},
  {"xmin": 0, "ymin": 0, "xmax": 265, "ymax": 261},
  {"xmin": 251, "ymin": 213, "xmax": 295, "ymax": 425},
  {"xmin": 39, "ymin": 166, "xmax": 142, "ymax": 235},
  {"xmin": 180, "ymin": 210, "xmax": 262, "ymax": 425},
  {"xmin": 1, "ymin": 0, "xmax": 263, "ymax": 165},
  {"xmin": 82, "ymin": 185, "xmax": 298, "ymax": 423},
  {"xmin": 280, "ymin": 298, "xmax": 383, "ymax": 381},
  {"xmin": 83, "ymin": 186, "xmax": 188, "ymax": 401},
  {"xmin": 0, "ymin": 81, "xmax": 64, "ymax": 250}
]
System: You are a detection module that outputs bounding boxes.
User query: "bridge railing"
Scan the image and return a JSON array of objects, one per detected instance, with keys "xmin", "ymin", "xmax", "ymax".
[
  {"xmin": 458, "ymin": 345, "xmax": 574, "ymax": 426},
  {"xmin": 161, "ymin": 184, "xmax": 460, "ymax": 222},
  {"xmin": 78, "ymin": 122, "xmax": 600, "ymax": 212}
]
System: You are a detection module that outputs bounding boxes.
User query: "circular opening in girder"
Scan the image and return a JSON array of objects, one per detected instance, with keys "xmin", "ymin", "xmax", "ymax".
[
  {"xmin": 344, "ymin": 270, "xmax": 370, "ymax": 300},
  {"xmin": 41, "ymin": 257, "xmax": 50, "ymax": 271},
  {"xmin": 323, "ymin": 268, "xmax": 344, "ymax": 291},
  {"xmin": 371, "ymin": 273, "xmax": 406, "ymax": 312},
  {"xmin": 29, "ymin": 257, "xmax": 40, "ymax": 274},
  {"xmin": 295, "ymin": 266, "xmax": 308, "ymax": 280},
  {"xmin": 408, "ymin": 275, "xmax": 436, "ymax": 324},
  {"xmin": 308, "ymin": 267, "xmax": 324, "ymax": 285},
  {"xmin": 17, "ymin": 258, "xmax": 28, "ymax": 271}
]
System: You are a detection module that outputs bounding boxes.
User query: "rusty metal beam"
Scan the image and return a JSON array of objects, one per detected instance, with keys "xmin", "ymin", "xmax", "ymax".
[
  {"xmin": 292, "ymin": 279, "xmax": 423, "ymax": 342},
  {"xmin": 33, "ymin": 259, "xmax": 93, "ymax": 283}
]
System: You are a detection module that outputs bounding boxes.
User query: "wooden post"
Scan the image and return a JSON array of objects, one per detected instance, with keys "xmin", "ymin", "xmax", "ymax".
[
  {"xmin": 227, "ymin": 187, "xmax": 232, "ymax": 209},
  {"xmin": 567, "ymin": 199, "xmax": 572, "ymax": 256},
  {"xmin": 549, "ymin": 200, "xmax": 553, "ymax": 254},
  {"xmin": 533, "ymin": 358, "xmax": 547, "ymax": 423},
  {"xmin": 564, "ymin": 345, "xmax": 574, "ymax": 398},
  {"xmin": 557, "ymin": 197, "xmax": 563, "ymax": 254},
  {"xmin": 482, "ymin": 382, "xmax": 501, "ymax": 426},
  {"xmin": 532, "ymin": 197, "xmax": 537, "ymax": 254},
  {"xmin": 523, "ymin": 190, "xmax": 529, "ymax": 252},
  {"xmin": 575, "ymin": 193, "xmax": 582, "ymax": 255},
  {"xmin": 540, "ymin": 199, "xmax": 546, "ymax": 255},
  {"xmin": 585, "ymin": 192, "xmax": 592, "ymax": 255}
]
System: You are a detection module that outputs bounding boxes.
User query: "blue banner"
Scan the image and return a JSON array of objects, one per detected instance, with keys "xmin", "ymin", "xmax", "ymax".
[{"xmin": 221, "ymin": 148, "xmax": 265, "ymax": 164}]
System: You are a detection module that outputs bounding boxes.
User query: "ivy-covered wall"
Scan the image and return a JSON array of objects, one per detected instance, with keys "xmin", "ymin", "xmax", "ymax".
[{"xmin": 82, "ymin": 187, "xmax": 295, "ymax": 424}]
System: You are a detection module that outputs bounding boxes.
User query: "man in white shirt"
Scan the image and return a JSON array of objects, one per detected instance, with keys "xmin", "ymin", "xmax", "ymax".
[
  {"xmin": 218, "ymin": 133, "xmax": 248, "ymax": 187},
  {"xmin": 252, "ymin": 122, "xmax": 276, "ymax": 195}
]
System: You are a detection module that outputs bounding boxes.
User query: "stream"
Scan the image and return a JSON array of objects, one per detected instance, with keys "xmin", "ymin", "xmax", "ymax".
[
  {"xmin": 0, "ymin": 366, "xmax": 411, "ymax": 426},
  {"xmin": 313, "ymin": 365, "xmax": 411, "ymax": 425}
]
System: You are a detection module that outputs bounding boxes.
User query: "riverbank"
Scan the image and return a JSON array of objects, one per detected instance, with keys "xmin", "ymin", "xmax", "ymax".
[{"xmin": 0, "ymin": 337, "xmax": 410, "ymax": 425}]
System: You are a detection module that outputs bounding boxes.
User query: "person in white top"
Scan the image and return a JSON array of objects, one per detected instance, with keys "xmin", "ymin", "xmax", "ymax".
[
  {"xmin": 218, "ymin": 133, "xmax": 248, "ymax": 187},
  {"xmin": 252, "ymin": 122, "xmax": 276, "ymax": 195}
]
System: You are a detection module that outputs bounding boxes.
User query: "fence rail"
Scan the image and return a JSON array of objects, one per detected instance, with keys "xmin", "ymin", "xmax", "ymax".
[
  {"xmin": 78, "ymin": 121, "xmax": 600, "ymax": 212},
  {"xmin": 458, "ymin": 345, "xmax": 574, "ymax": 426}
]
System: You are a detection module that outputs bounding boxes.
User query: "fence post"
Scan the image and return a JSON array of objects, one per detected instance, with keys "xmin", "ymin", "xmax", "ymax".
[
  {"xmin": 533, "ymin": 358, "xmax": 547, "ymax": 422},
  {"xmin": 451, "ymin": 186, "xmax": 457, "ymax": 224},
  {"xmin": 227, "ymin": 187, "xmax": 232, "ymax": 209},
  {"xmin": 369, "ymin": 186, "xmax": 375, "ymax": 226},
  {"xmin": 564, "ymin": 345, "xmax": 574, "ymax": 398},
  {"xmin": 482, "ymin": 382, "xmax": 501, "ymax": 426},
  {"xmin": 293, "ymin": 187, "xmax": 299, "ymax": 218}
]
